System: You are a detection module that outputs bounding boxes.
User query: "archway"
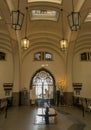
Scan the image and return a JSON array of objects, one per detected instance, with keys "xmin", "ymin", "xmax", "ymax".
[{"xmin": 30, "ymin": 68, "xmax": 56, "ymax": 106}]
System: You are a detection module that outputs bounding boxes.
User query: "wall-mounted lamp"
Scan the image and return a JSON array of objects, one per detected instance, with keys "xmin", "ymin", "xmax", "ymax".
[
  {"xmin": 21, "ymin": 7, "xmax": 30, "ymax": 50},
  {"xmin": 11, "ymin": 0, "xmax": 24, "ymax": 30},
  {"xmin": 67, "ymin": 0, "xmax": 80, "ymax": 31},
  {"xmin": 57, "ymin": 80, "xmax": 65, "ymax": 90}
]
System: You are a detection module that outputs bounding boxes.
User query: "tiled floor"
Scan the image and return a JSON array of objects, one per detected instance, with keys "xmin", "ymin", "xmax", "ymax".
[
  {"xmin": 56, "ymin": 105, "xmax": 91, "ymax": 130},
  {"xmin": 0, "ymin": 105, "xmax": 91, "ymax": 130}
]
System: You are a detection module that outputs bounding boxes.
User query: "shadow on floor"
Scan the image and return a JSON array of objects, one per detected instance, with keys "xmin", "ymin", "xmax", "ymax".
[
  {"xmin": 68, "ymin": 123, "xmax": 85, "ymax": 130},
  {"xmin": 55, "ymin": 107, "xmax": 86, "ymax": 130}
]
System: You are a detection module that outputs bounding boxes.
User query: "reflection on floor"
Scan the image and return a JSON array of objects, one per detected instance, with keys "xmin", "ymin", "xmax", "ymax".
[
  {"xmin": 34, "ymin": 107, "xmax": 57, "ymax": 124},
  {"xmin": 34, "ymin": 115, "xmax": 56, "ymax": 125}
]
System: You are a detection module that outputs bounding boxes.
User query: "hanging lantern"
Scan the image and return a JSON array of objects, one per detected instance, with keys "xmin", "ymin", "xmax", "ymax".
[
  {"xmin": 67, "ymin": 0, "xmax": 80, "ymax": 31},
  {"xmin": 11, "ymin": 0, "xmax": 24, "ymax": 30},
  {"xmin": 60, "ymin": 39, "xmax": 68, "ymax": 51},
  {"xmin": 21, "ymin": 7, "xmax": 30, "ymax": 50},
  {"xmin": 21, "ymin": 37, "xmax": 30, "ymax": 50},
  {"xmin": 68, "ymin": 12, "xmax": 80, "ymax": 31}
]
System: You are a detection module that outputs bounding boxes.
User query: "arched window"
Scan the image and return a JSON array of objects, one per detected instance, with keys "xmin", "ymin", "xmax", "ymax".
[
  {"xmin": 32, "ymin": 70, "xmax": 54, "ymax": 99},
  {"xmin": 0, "ymin": 52, "xmax": 5, "ymax": 60},
  {"xmin": 34, "ymin": 52, "xmax": 53, "ymax": 61}
]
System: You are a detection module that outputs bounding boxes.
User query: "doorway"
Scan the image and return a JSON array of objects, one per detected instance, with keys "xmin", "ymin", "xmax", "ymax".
[{"xmin": 30, "ymin": 69, "xmax": 56, "ymax": 106}]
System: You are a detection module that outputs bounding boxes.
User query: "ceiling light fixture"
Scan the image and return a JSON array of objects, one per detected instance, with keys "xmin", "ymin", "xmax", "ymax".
[
  {"xmin": 67, "ymin": 0, "xmax": 80, "ymax": 31},
  {"xmin": 11, "ymin": 0, "xmax": 24, "ymax": 30},
  {"xmin": 60, "ymin": 9, "xmax": 68, "ymax": 51},
  {"xmin": 21, "ymin": 7, "xmax": 30, "ymax": 50}
]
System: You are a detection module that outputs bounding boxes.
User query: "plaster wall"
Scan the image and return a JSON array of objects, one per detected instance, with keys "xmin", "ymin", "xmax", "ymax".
[
  {"xmin": 73, "ymin": 53, "xmax": 91, "ymax": 98},
  {"xmin": 0, "ymin": 51, "xmax": 13, "ymax": 98},
  {"xmin": 21, "ymin": 49, "xmax": 66, "ymax": 91}
]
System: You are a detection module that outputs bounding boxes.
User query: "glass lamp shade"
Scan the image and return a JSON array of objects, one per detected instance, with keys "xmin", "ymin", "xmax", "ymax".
[
  {"xmin": 68, "ymin": 12, "xmax": 80, "ymax": 31},
  {"xmin": 60, "ymin": 39, "xmax": 68, "ymax": 51},
  {"xmin": 11, "ymin": 10, "xmax": 24, "ymax": 30},
  {"xmin": 21, "ymin": 37, "xmax": 30, "ymax": 49}
]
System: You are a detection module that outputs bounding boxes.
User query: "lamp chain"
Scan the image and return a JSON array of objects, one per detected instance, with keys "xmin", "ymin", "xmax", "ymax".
[
  {"xmin": 18, "ymin": 0, "xmax": 19, "ymax": 10},
  {"xmin": 61, "ymin": 9, "xmax": 64, "ymax": 40},
  {"xmin": 25, "ymin": 7, "xmax": 28, "ymax": 38},
  {"xmin": 72, "ymin": 0, "xmax": 74, "ymax": 12}
]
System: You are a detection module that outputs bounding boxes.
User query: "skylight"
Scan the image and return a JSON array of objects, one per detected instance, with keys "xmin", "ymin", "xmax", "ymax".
[
  {"xmin": 30, "ymin": 9, "xmax": 58, "ymax": 21},
  {"xmin": 28, "ymin": 0, "xmax": 62, "ymax": 4},
  {"xmin": 85, "ymin": 13, "xmax": 91, "ymax": 22}
]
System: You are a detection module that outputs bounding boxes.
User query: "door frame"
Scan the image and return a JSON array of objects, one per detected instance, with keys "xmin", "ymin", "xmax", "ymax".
[{"xmin": 30, "ymin": 68, "xmax": 56, "ymax": 105}]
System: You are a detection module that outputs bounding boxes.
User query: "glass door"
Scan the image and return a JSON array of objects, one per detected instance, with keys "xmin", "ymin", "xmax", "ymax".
[{"xmin": 31, "ymin": 70, "xmax": 55, "ymax": 106}]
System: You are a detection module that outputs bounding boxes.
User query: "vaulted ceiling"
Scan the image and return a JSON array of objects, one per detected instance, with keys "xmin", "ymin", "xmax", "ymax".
[{"xmin": 0, "ymin": 0, "xmax": 91, "ymax": 57}]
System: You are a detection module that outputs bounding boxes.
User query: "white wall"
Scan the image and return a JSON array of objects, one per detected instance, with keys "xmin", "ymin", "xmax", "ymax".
[
  {"xmin": 0, "ymin": 50, "xmax": 13, "ymax": 98},
  {"xmin": 73, "ymin": 53, "xmax": 91, "ymax": 98}
]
